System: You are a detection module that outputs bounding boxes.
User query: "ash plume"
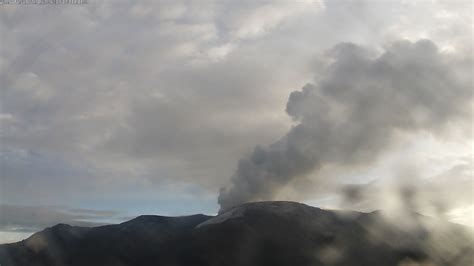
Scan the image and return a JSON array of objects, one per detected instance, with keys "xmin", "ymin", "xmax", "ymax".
[{"xmin": 218, "ymin": 40, "xmax": 472, "ymax": 212}]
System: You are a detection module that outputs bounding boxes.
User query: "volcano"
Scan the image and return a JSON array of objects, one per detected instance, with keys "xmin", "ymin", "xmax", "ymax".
[{"xmin": 0, "ymin": 201, "xmax": 472, "ymax": 266}]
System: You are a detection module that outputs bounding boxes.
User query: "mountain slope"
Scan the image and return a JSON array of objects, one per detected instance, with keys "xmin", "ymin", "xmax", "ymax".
[{"xmin": 0, "ymin": 201, "xmax": 472, "ymax": 266}]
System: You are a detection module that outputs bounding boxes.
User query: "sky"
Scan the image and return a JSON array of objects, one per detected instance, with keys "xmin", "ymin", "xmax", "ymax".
[{"xmin": 0, "ymin": 0, "xmax": 472, "ymax": 243}]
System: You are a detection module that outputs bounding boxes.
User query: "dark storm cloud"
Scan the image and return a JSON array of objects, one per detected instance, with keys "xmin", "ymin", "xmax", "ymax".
[{"xmin": 218, "ymin": 40, "xmax": 472, "ymax": 211}]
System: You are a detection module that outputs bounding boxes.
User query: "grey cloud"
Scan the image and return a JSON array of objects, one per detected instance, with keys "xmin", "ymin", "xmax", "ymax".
[
  {"xmin": 0, "ymin": 1, "xmax": 308, "ymax": 197},
  {"xmin": 0, "ymin": 0, "xmax": 471, "ymax": 215},
  {"xmin": 0, "ymin": 147, "xmax": 99, "ymax": 205},
  {"xmin": 218, "ymin": 40, "xmax": 472, "ymax": 211}
]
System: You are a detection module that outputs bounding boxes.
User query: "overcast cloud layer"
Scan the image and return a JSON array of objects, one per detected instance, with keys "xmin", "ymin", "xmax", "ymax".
[{"xmin": 0, "ymin": 0, "xmax": 472, "ymax": 243}]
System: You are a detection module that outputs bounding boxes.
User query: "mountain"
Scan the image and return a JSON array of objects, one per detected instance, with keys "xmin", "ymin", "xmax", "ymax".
[{"xmin": 0, "ymin": 201, "xmax": 472, "ymax": 266}]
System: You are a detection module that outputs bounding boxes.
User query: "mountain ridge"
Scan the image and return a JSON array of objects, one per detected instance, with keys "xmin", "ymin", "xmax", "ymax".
[{"xmin": 0, "ymin": 201, "xmax": 472, "ymax": 266}]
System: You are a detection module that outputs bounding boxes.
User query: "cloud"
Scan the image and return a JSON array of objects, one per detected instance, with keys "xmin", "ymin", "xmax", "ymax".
[
  {"xmin": 336, "ymin": 156, "xmax": 474, "ymax": 228},
  {"xmin": 218, "ymin": 39, "xmax": 472, "ymax": 211},
  {"xmin": 0, "ymin": 0, "xmax": 471, "ymax": 220},
  {"xmin": 219, "ymin": 0, "xmax": 323, "ymax": 40},
  {"xmin": 0, "ymin": 204, "xmax": 118, "ymax": 233},
  {"xmin": 0, "ymin": 1, "xmax": 307, "ymax": 204},
  {"xmin": 0, "ymin": 204, "xmax": 122, "ymax": 243}
]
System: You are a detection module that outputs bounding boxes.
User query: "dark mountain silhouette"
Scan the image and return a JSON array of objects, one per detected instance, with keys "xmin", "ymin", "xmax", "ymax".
[{"xmin": 0, "ymin": 201, "xmax": 472, "ymax": 266}]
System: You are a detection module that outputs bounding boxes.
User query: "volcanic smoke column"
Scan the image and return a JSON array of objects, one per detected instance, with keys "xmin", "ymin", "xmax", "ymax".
[{"xmin": 218, "ymin": 40, "xmax": 472, "ymax": 212}]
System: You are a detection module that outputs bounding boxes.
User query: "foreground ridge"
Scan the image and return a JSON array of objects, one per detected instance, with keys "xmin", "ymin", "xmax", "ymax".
[{"xmin": 0, "ymin": 201, "xmax": 472, "ymax": 266}]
